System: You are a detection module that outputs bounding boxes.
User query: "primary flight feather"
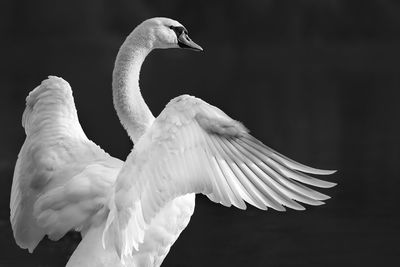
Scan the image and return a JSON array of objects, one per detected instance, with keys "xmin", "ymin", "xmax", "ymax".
[{"xmin": 11, "ymin": 17, "xmax": 336, "ymax": 267}]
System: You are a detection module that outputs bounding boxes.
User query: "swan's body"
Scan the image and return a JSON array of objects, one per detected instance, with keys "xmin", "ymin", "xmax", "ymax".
[{"xmin": 10, "ymin": 18, "xmax": 336, "ymax": 267}]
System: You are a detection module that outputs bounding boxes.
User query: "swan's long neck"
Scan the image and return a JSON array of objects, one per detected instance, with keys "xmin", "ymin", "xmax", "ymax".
[{"xmin": 112, "ymin": 31, "xmax": 155, "ymax": 143}]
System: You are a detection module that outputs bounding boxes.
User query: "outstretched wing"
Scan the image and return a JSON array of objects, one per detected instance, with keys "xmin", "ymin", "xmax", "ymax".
[
  {"xmin": 10, "ymin": 76, "xmax": 123, "ymax": 252},
  {"xmin": 104, "ymin": 95, "xmax": 336, "ymax": 259}
]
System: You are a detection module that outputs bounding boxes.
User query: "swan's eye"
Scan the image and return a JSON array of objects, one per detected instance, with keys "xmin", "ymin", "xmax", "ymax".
[{"xmin": 169, "ymin": 26, "xmax": 188, "ymax": 37}]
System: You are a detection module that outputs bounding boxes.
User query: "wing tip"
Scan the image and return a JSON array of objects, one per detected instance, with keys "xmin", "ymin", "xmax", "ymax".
[
  {"xmin": 26, "ymin": 75, "xmax": 71, "ymax": 103},
  {"xmin": 41, "ymin": 76, "xmax": 71, "ymax": 93},
  {"xmin": 287, "ymin": 202, "xmax": 306, "ymax": 211},
  {"xmin": 314, "ymin": 169, "xmax": 337, "ymax": 175},
  {"xmin": 22, "ymin": 75, "xmax": 75, "ymax": 131},
  {"xmin": 296, "ymin": 166, "xmax": 337, "ymax": 176},
  {"xmin": 272, "ymin": 204, "xmax": 286, "ymax": 212},
  {"xmin": 316, "ymin": 180, "xmax": 337, "ymax": 189},
  {"xmin": 235, "ymin": 202, "xmax": 248, "ymax": 210}
]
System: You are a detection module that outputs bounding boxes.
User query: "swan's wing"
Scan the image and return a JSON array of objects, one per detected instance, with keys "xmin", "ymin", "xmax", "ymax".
[
  {"xmin": 104, "ymin": 95, "xmax": 336, "ymax": 259},
  {"xmin": 10, "ymin": 76, "xmax": 123, "ymax": 252}
]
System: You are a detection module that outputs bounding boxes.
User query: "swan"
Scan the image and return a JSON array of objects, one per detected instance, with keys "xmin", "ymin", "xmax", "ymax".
[{"xmin": 10, "ymin": 17, "xmax": 336, "ymax": 267}]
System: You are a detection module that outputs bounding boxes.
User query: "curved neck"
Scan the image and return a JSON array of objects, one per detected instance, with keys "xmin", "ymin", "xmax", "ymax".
[{"xmin": 112, "ymin": 31, "xmax": 155, "ymax": 144}]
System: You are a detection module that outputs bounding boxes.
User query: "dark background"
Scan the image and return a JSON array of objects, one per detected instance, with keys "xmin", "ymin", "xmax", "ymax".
[{"xmin": 0, "ymin": 0, "xmax": 399, "ymax": 266}]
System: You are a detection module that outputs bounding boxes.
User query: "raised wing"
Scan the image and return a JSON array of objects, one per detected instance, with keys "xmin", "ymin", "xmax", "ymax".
[
  {"xmin": 10, "ymin": 76, "xmax": 123, "ymax": 252},
  {"xmin": 104, "ymin": 95, "xmax": 336, "ymax": 260}
]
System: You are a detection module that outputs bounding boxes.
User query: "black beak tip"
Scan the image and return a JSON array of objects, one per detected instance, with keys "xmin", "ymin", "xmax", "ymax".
[
  {"xmin": 194, "ymin": 47, "xmax": 204, "ymax": 52},
  {"xmin": 178, "ymin": 41, "xmax": 203, "ymax": 52}
]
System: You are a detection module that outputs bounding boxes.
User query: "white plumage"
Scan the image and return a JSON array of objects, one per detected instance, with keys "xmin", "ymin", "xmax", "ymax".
[
  {"xmin": 10, "ymin": 17, "xmax": 336, "ymax": 267},
  {"xmin": 10, "ymin": 77, "xmax": 123, "ymax": 252}
]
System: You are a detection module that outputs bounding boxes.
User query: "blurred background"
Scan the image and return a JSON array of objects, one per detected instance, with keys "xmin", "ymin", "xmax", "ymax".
[{"xmin": 0, "ymin": 0, "xmax": 399, "ymax": 266}]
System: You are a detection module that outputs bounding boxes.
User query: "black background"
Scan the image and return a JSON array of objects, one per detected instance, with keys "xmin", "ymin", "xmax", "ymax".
[{"xmin": 0, "ymin": 0, "xmax": 399, "ymax": 266}]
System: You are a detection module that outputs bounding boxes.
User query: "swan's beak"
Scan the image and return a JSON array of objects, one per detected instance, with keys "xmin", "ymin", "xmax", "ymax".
[{"xmin": 178, "ymin": 33, "xmax": 203, "ymax": 51}]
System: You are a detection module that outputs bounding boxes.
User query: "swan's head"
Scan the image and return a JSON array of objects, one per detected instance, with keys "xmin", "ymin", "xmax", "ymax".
[{"xmin": 136, "ymin": 17, "xmax": 203, "ymax": 51}]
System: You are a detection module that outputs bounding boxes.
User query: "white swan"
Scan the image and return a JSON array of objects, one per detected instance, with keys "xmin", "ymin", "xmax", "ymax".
[{"xmin": 10, "ymin": 17, "xmax": 336, "ymax": 267}]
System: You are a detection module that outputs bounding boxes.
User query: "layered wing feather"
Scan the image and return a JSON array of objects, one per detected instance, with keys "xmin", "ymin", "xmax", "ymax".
[
  {"xmin": 10, "ymin": 76, "xmax": 123, "ymax": 252},
  {"xmin": 104, "ymin": 95, "xmax": 336, "ymax": 260}
]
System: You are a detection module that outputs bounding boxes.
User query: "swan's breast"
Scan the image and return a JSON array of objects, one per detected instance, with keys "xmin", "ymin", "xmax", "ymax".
[{"xmin": 132, "ymin": 193, "xmax": 195, "ymax": 267}]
